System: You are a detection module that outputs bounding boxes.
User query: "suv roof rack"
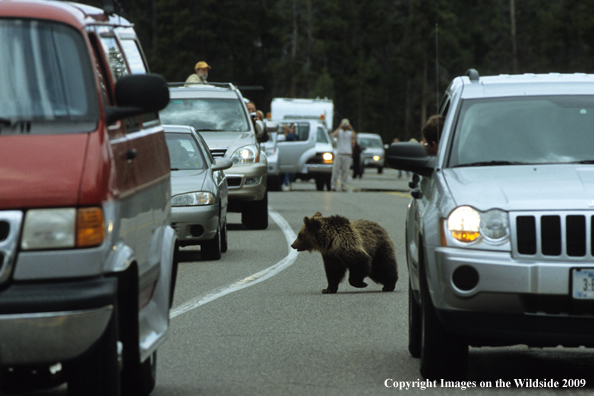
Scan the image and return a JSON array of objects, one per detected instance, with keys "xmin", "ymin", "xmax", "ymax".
[
  {"xmin": 466, "ymin": 68, "xmax": 480, "ymax": 82},
  {"xmin": 168, "ymin": 82, "xmax": 237, "ymax": 90}
]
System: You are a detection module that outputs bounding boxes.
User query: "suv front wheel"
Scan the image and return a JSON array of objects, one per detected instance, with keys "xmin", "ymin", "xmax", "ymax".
[{"xmin": 419, "ymin": 261, "xmax": 468, "ymax": 380}]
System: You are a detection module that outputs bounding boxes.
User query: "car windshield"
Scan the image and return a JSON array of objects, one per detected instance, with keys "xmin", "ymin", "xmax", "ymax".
[
  {"xmin": 165, "ymin": 133, "xmax": 207, "ymax": 170},
  {"xmin": 449, "ymin": 96, "xmax": 594, "ymax": 167},
  {"xmin": 160, "ymin": 97, "xmax": 250, "ymax": 132},
  {"xmin": 0, "ymin": 18, "xmax": 99, "ymax": 134},
  {"xmin": 360, "ymin": 137, "xmax": 383, "ymax": 148}
]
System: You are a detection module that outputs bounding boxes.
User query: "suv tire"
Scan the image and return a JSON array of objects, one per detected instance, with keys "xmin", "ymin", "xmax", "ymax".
[
  {"xmin": 408, "ymin": 280, "xmax": 422, "ymax": 358},
  {"xmin": 242, "ymin": 191, "xmax": 268, "ymax": 230},
  {"xmin": 419, "ymin": 264, "xmax": 468, "ymax": 380}
]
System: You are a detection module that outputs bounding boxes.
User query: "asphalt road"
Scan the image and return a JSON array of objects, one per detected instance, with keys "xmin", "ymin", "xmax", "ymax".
[{"xmin": 23, "ymin": 169, "xmax": 594, "ymax": 395}]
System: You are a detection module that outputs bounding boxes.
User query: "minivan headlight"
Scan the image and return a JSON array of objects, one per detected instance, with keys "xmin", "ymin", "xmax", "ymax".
[
  {"xmin": 230, "ymin": 145, "xmax": 258, "ymax": 165},
  {"xmin": 446, "ymin": 206, "xmax": 509, "ymax": 244},
  {"xmin": 21, "ymin": 207, "xmax": 105, "ymax": 250}
]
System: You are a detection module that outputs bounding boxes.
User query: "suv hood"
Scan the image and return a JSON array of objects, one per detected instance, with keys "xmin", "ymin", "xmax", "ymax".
[
  {"xmin": 0, "ymin": 134, "xmax": 88, "ymax": 209},
  {"xmin": 443, "ymin": 165, "xmax": 594, "ymax": 211},
  {"xmin": 198, "ymin": 132, "xmax": 254, "ymax": 151}
]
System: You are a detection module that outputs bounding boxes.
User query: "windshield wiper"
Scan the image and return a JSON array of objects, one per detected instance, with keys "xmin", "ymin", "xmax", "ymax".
[
  {"xmin": 575, "ymin": 160, "xmax": 594, "ymax": 164},
  {"xmin": 194, "ymin": 128, "xmax": 225, "ymax": 132},
  {"xmin": 454, "ymin": 160, "xmax": 523, "ymax": 168},
  {"xmin": 0, "ymin": 117, "xmax": 11, "ymax": 126}
]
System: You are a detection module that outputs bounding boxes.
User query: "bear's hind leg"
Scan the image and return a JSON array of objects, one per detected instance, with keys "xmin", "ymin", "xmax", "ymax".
[
  {"xmin": 322, "ymin": 256, "xmax": 346, "ymax": 294},
  {"xmin": 347, "ymin": 252, "xmax": 372, "ymax": 288},
  {"xmin": 369, "ymin": 250, "xmax": 398, "ymax": 292}
]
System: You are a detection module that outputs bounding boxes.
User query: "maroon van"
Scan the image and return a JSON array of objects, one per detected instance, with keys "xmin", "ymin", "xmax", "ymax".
[{"xmin": 0, "ymin": 2, "xmax": 175, "ymax": 395}]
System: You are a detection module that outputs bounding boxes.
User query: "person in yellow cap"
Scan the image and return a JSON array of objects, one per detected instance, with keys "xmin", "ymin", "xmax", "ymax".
[{"xmin": 185, "ymin": 61, "xmax": 211, "ymax": 84}]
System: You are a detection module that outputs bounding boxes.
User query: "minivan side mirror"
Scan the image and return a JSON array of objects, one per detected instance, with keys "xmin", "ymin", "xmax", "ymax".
[
  {"xmin": 386, "ymin": 142, "xmax": 436, "ymax": 177},
  {"xmin": 105, "ymin": 73, "xmax": 170, "ymax": 124}
]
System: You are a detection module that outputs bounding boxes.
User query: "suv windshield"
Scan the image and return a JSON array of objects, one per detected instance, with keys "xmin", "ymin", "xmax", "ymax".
[
  {"xmin": 0, "ymin": 19, "xmax": 99, "ymax": 134},
  {"xmin": 449, "ymin": 96, "xmax": 594, "ymax": 167},
  {"xmin": 160, "ymin": 98, "xmax": 250, "ymax": 132},
  {"xmin": 360, "ymin": 137, "xmax": 382, "ymax": 148}
]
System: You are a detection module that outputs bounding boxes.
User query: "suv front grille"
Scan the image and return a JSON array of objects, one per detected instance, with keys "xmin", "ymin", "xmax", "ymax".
[
  {"xmin": 210, "ymin": 149, "xmax": 227, "ymax": 158},
  {"xmin": 513, "ymin": 212, "xmax": 594, "ymax": 259}
]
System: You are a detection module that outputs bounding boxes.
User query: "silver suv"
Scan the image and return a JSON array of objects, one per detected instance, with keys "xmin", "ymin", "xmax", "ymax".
[
  {"xmin": 388, "ymin": 70, "xmax": 594, "ymax": 380},
  {"xmin": 264, "ymin": 119, "xmax": 334, "ymax": 191},
  {"xmin": 160, "ymin": 83, "xmax": 268, "ymax": 229}
]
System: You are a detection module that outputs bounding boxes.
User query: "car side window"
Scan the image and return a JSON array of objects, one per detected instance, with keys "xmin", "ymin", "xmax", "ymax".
[
  {"xmin": 297, "ymin": 123, "xmax": 310, "ymax": 141},
  {"xmin": 119, "ymin": 39, "xmax": 147, "ymax": 74},
  {"xmin": 99, "ymin": 35, "xmax": 129, "ymax": 80},
  {"xmin": 316, "ymin": 127, "xmax": 329, "ymax": 143}
]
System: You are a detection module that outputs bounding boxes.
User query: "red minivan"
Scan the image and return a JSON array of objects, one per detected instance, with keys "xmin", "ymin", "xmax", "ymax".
[{"xmin": 0, "ymin": 2, "xmax": 175, "ymax": 395}]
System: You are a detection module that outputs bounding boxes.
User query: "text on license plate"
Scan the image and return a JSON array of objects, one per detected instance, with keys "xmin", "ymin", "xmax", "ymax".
[{"xmin": 572, "ymin": 269, "xmax": 594, "ymax": 299}]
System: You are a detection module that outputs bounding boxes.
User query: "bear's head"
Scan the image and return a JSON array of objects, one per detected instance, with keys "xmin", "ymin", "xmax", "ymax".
[{"xmin": 291, "ymin": 212, "xmax": 326, "ymax": 252}]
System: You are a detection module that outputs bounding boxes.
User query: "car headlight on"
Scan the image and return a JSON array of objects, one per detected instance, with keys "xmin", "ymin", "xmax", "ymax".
[
  {"xmin": 446, "ymin": 206, "xmax": 509, "ymax": 244},
  {"xmin": 21, "ymin": 207, "xmax": 105, "ymax": 250},
  {"xmin": 372, "ymin": 155, "xmax": 380, "ymax": 162},
  {"xmin": 322, "ymin": 152, "xmax": 333, "ymax": 164},
  {"xmin": 230, "ymin": 145, "xmax": 258, "ymax": 165},
  {"xmin": 172, "ymin": 192, "xmax": 215, "ymax": 206}
]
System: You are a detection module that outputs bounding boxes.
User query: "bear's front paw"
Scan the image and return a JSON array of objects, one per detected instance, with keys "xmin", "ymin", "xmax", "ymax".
[
  {"xmin": 322, "ymin": 288, "xmax": 337, "ymax": 294},
  {"xmin": 382, "ymin": 285, "xmax": 395, "ymax": 292}
]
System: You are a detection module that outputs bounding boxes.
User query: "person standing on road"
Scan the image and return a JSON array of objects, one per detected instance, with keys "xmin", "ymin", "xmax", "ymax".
[
  {"xmin": 185, "ymin": 61, "xmax": 211, "ymax": 85},
  {"xmin": 331, "ymin": 119, "xmax": 356, "ymax": 191},
  {"xmin": 282, "ymin": 123, "xmax": 298, "ymax": 191}
]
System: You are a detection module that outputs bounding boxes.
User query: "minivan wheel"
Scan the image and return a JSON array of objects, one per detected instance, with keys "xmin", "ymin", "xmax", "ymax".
[
  {"xmin": 201, "ymin": 225, "xmax": 222, "ymax": 260},
  {"xmin": 419, "ymin": 270, "xmax": 468, "ymax": 380},
  {"xmin": 408, "ymin": 279, "xmax": 422, "ymax": 358},
  {"xmin": 242, "ymin": 191, "xmax": 268, "ymax": 230},
  {"xmin": 67, "ymin": 313, "xmax": 120, "ymax": 396}
]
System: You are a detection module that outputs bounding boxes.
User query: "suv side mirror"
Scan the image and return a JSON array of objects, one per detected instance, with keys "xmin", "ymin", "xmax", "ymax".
[
  {"xmin": 386, "ymin": 142, "xmax": 436, "ymax": 177},
  {"xmin": 264, "ymin": 122, "xmax": 278, "ymax": 133},
  {"xmin": 106, "ymin": 73, "xmax": 170, "ymax": 124}
]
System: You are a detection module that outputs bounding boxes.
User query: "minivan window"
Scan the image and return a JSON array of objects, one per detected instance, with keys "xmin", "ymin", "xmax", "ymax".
[
  {"xmin": 0, "ymin": 19, "xmax": 99, "ymax": 134},
  {"xmin": 160, "ymin": 98, "xmax": 250, "ymax": 132},
  {"xmin": 449, "ymin": 96, "xmax": 594, "ymax": 167}
]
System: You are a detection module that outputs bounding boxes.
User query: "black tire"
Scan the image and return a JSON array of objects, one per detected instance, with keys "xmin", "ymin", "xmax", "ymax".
[
  {"xmin": 242, "ymin": 191, "xmax": 268, "ymax": 230},
  {"xmin": 169, "ymin": 242, "xmax": 180, "ymax": 308},
  {"xmin": 201, "ymin": 224, "xmax": 222, "ymax": 260},
  {"xmin": 315, "ymin": 177, "xmax": 325, "ymax": 191},
  {"xmin": 267, "ymin": 175, "xmax": 282, "ymax": 191},
  {"xmin": 378, "ymin": 166, "xmax": 383, "ymax": 174},
  {"xmin": 221, "ymin": 219, "xmax": 228, "ymax": 253},
  {"xmin": 408, "ymin": 279, "xmax": 422, "ymax": 358},
  {"xmin": 419, "ymin": 266, "xmax": 468, "ymax": 380},
  {"xmin": 122, "ymin": 352, "xmax": 157, "ymax": 396},
  {"xmin": 68, "ymin": 313, "xmax": 120, "ymax": 396}
]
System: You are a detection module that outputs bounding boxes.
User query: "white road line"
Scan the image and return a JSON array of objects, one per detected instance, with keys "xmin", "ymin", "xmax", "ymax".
[{"xmin": 170, "ymin": 208, "xmax": 298, "ymax": 319}]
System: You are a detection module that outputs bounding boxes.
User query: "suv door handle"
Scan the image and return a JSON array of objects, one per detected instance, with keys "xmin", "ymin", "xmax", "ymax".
[{"xmin": 126, "ymin": 148, "xmax": 137, "ymax": 162}]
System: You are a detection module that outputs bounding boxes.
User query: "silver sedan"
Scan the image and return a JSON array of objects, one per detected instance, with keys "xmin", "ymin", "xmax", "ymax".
[{"xmin": 164, "ymin": 125, "xmax": 232, "ymax": 260}]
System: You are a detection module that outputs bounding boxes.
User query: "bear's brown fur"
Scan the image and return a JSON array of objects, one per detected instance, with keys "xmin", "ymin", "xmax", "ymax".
[{"xmin": 291, "ymin": 212, "xmax": 398, "ymax": 294}]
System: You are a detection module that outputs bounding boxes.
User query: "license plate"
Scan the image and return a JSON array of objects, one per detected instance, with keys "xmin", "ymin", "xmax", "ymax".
[{"xmin": 572, "ymin": 269, "xmax": 594, "ymax": 299}]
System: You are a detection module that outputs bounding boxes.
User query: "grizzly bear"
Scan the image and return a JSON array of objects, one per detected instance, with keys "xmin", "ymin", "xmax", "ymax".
[{"xmin": 290, "ymin": 212, "xmax": 398, "ymax": 294}]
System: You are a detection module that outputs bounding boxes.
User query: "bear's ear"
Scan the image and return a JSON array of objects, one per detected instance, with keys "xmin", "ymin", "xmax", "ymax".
[
  {"xmin": 312, "ymin": 211, "xmax": 323, "ymax": 218},
  {"xmin": 304, "ymin": 216, "xmax": 321, "ymax": 232}
]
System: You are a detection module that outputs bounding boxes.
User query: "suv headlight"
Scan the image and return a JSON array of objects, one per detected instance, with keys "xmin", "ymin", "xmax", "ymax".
[
  {"xmin": 230, "ymin": 145, "xmax": 258, "ymax": 165},
  {"xmin": 172, "ymin": 192, "xmax": 215, "ymax": 206},
  {"xmin": 21, "ymin": 207, "xmax": 105, "ymax": 250},
  {"xmin": 446, "ymin": 206, "xmax": 509, "ymax": 244}
]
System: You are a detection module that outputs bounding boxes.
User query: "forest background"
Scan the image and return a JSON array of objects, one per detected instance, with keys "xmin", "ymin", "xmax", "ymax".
[{"xmin": 91, "ymin": 0, "xmax": 594, "ymax": 143}]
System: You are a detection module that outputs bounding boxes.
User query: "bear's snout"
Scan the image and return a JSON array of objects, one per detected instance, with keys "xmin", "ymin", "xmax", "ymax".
[{"xmin": 291, "ymin": 239, "xmax": 305, "ymax": 251}]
